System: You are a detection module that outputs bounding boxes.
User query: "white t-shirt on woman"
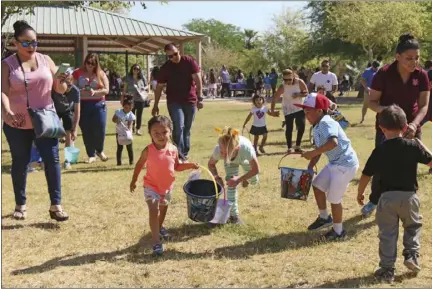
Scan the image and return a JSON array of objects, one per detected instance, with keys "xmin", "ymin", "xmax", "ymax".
[{"xmin": 282, "ymin": 81, "xmax": 303, "ymax": 116}]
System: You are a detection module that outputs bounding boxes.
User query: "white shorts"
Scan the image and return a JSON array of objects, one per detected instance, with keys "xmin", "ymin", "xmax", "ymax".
[{"xmin": 312, "ymin": 163, "xmax": 359, "ymax": 204}]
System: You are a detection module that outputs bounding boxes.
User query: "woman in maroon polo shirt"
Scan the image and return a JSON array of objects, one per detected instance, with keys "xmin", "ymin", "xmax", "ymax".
[{"xmin": 361, "ymin": 33, "xmax": 431, "ymax": 217}]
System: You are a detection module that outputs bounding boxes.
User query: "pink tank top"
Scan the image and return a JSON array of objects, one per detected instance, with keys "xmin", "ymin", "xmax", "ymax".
[
  {"xmin": 144, "ymin": 143, "xmax": 177, "ymax": 194},
  {"xmin": 2, "ymin": 53, "xmax": 54, "ymax": 130}
]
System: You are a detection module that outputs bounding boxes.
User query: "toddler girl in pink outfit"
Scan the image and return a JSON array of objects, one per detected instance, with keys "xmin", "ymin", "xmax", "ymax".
[{"xmin": 130, "ymin": 115, "xmax": 199, "ymax": 256}]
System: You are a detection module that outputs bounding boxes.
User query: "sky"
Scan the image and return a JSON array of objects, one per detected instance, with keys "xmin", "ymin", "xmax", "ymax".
[{"xmin": 129, "ymin": 1, "xmax": 307, "ymax": 33}]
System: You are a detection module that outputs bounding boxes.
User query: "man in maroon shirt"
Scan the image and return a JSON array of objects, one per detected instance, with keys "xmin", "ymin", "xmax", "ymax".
[
  {"xmin": 361, "ymin": 33, "xmax": 430, "ymax": 218},
  {"xmin": 152, "ymin": 44, "xmax": 204, "ymax": 161}
]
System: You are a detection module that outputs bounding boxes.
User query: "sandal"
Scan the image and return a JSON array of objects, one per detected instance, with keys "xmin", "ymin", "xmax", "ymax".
[
  {"xmin": 259, "ymin": 146, "xmax": 266, "ymax": 154},
  {"xmin": 96, "ymin": 152, "xmax": 108, "ymax": 162},
  {"xmin": 49, "ymin": 210, "xmax": 69, "ymax": 222},
  {"xmin": 13, "ymin": 209, "xmax": 27, "ymax": 220}
]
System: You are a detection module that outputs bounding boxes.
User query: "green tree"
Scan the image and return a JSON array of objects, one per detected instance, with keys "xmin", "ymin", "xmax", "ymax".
[
  {"xmin": 183, "ymin": 18, "xmax": 245, "ymax": 51},
  {"xmin": 262, "ymin": 9, "xmax": 308, "ymax": 71},
  {"xmin": 244, "ymin": 29, "xmax": 258, "ymax": 50},
  {"xmin": 327, "ymin": 2, "xmax": 426, "ymax": 60}
]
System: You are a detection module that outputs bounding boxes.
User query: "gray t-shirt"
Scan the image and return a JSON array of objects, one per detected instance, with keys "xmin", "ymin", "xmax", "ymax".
[
  {"xmin": 52, "ymin": 85, "xmax": 80, "ymax": 114},
  {"xmin": 125, "ymin": 75, "xmax": 148, "ymax": 102}
]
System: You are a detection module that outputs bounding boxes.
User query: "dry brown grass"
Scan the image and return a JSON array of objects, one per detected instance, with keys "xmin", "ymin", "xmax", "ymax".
[{"xmin": 2, "ymin": 101, "xmax": 432, "ymax": 288}]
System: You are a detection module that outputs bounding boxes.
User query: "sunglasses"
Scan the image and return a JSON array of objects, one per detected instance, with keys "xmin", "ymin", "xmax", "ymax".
[
  {"xmin": 19, "ymin": 40, "xmax": 38, "ymax": 48},
  {"xmin": 133, "ymin": 67, "xmax": 141, "ymax": 71},
  {"xmin": 86, "ymin": 62, "xmax": 96, "ymax": 66},
  {"xmin": 167, "ymin": 52, "xmax": 179, "ymax": 59},
  {"xmin": 321, "ymin": 65, "xmax": 329, "ymax": 68},
  {"xmin": 283, "ymin": 78, "xmax": 293, "ymax": 82}
]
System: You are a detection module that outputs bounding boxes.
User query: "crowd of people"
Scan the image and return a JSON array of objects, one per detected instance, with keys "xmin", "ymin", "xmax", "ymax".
[{"xmin": 2, "ymin": 20, "xmax": 432, "ymax": 283}]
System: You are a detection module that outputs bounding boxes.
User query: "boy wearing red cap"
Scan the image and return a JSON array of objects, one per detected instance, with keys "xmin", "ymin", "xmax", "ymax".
[{"xmin": 295, "ymin": 93, "xmax": 359, "ymax": 240}]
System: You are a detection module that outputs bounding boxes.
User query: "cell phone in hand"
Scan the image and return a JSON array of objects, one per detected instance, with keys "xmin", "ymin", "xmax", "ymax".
[{"xmin": 54, "ymin": 63, "xmax": 71, "ymax": 78}]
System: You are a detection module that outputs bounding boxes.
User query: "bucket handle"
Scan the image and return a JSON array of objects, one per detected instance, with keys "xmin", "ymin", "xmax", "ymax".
[
  {"xmin": 198, "ymin": 165, "xmax": 226, "ymax": 203},
  {"xmin": 277, "ymin": 152, "xmax": 318, "ymax": 174}
]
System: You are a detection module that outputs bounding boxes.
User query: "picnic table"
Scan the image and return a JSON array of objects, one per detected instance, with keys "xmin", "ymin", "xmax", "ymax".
[{"xmin": 229, "ymin": 82, "xmax": 254, "ymax": 97}]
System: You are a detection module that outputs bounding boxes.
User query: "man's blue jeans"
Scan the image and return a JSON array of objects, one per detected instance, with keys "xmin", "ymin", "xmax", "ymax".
[
  {"xmin": 3, "ymin": 123, "xmax": 62, "ymax": 205},
  {"xmin": 79, "ymin": 101, "xmax": 107, "ymax": 157},
  {"xmin": 167, "ymin": 103, "xmax": 196, "ymax": 159}
]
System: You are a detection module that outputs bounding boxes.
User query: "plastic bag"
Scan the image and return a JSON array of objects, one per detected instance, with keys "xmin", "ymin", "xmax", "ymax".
[{"xmin": 188, "ymin": 170, "xmax": 201, "ymax": 181}]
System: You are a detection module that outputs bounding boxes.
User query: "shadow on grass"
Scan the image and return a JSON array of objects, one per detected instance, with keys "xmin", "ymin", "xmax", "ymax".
[
  {"xmin": 313, "ymin": 271, "xmax": 418, "ymax": 288},
  {"xmin": 11, "ymin": 215, "xmax": 374, "ymax": 275},
  {"xmin": 1, "ymin": 164, "xmax": 12, "ymax": 174},
  {"xmin": 1, "ymin": 222, "xmax": 60, "ymax": 231},
  {"xmin": 62, "ymin": 166, "xmax": 133, "ymax": 174}
]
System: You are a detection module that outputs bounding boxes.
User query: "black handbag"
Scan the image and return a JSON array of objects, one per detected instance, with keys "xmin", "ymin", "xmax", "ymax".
[{"xmin": 16, "ymin": 55, "xmax": 66, "ymax": 139}]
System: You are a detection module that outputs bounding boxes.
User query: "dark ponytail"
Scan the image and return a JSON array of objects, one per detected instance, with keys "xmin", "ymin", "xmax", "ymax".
[
  {"xmin": 396, "ymin": 33, "xmax": 419, "ymax": 54},
  {"xmin": 13, "ymin": 20, "xmax": 35, "ymax": 39}
]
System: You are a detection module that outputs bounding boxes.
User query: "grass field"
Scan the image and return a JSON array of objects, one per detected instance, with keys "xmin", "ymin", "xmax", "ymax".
[{"xmin": 2, "ymin": 99, "xmax": 432, "ymax": 288}]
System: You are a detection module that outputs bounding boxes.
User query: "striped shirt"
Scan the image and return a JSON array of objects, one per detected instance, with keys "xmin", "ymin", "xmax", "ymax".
[{"xmin": 313, "ymin": 115, "xmax": 359, "ymax": 167}]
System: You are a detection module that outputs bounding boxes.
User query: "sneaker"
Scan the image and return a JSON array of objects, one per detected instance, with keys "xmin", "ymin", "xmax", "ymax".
[
  {"xmin": 361, "ymin": 202, "xmax": 377, "ymax": 218},
  {"xmin": 294, "ymin": 146, "xmax": 303, "ymax": 153},
  {"xmin": 307, "ymin": 215, "xmax": 333, "ymax": 231},
  {"xmin": 404, "ymin": 253, "xmax": 421, "ymax": 272},
  {"xmin": 159, "ymin": 227, "xmax": 170, "ymax": 240},
  {"xmin": 153, "ymin": 243, "xmax": 164, "ymax": 256},
  {"xmin": 374, "ymin": 267, "xmax": 395, "ymax": 283},
  {"xmin": 229, "ymin": 216, "xmax": 244, "ymax": 225},
  {"xmin": 136, "ymin": 130, "xmax": 142, "ymax": 136},
  {"xmin": 63, "ymin": 161, "xmax": 72, "ymax": 170},
  {"xmin": 321, "ymin": 228, "xmax": 347, "ymax": 241}
]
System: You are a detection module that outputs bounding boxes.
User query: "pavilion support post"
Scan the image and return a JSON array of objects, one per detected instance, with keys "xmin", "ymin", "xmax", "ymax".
[
  {"xmin": 82, "ymin": 36, "xmax": 88, "ymax": 60},
  {"xmin": 146, "ymin": 54, "xmax": 151, "ymax": 83},
  {"xmin": 74, "ymin": 37, "xmax": 82, "ymax": 68},
  {"xmin": 195, "ymin": 39, "xmax": 202, "ymax": 69},
  {"xmin": 125, "ymin": 50, "xmax": 129, "ymax": 75},
  {"xmin": 179, "ymin": 42, "xmax": 185, "ymax": 56}
]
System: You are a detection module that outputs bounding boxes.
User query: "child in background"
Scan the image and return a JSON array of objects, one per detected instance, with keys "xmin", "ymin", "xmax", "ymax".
[
  {"xmin": 264, "ymin": 72, "xmax": 271, "ymax": 98},
  {"xmin": 317, "ymin": 85, "xmax": 337, "ymax": 111},
  {"xmin": 357, "ymin": 105, "xmax": 432, "ymax": 283},
  {"xmin": 243, "ymin": 94, "xmax": 279, "ymax": 155},
  {"xmin": 130, "ymin": 115, "xmax": 199, "ymax": 256},
  {"xmin": 297, "ymin": 93, "xmax": 359, "ymax": 240},
  {"xmin": 113, "ymin": 97, "xmax": 136, "ymax": 165},
  {"xmin": 208, "ymin": 127, "xmax": 260, "ymax": 225}
]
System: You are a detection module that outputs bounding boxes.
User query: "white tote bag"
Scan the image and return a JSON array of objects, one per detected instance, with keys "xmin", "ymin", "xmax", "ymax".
[{"xmin": 117, "ymin": 122, "xmax": 133, "ymax": 146}]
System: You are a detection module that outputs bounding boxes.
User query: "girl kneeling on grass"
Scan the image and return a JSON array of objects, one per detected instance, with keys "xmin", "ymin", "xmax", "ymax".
[
  {"xmin": 208, "ymin": 127, "xmax": 260, "ymax": 224},
  {"xmin": 243, "ymin": 94, "xmax": 279, "ymax": 155},
  {"xmin": 130, "ymin": 115, "xmax": 199, "ymax": 256}
]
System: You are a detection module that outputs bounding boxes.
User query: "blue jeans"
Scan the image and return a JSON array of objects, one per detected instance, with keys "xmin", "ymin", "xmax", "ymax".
[
  {"xmin": 167, "ymin": 103, "xmax": 196, "ymax": 159},
  {"xmin": 3, "ymin": 123, "xmax": 62, "ymax": 205},
  {"xmin": 79, "ymin": 101, "xmax": 107, "ymax": 157}
]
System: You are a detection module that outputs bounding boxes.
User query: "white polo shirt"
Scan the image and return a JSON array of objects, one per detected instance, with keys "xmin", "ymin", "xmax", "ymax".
[{"xmin": 310, "ymin": 71, "xmax": 338, "ymax": 92}]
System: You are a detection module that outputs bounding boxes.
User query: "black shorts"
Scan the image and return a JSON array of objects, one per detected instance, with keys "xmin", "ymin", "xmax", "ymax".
[
  {"xmin": 250, "ymin": 125, "xmax": 268, "ymax": 136},
  {"xmin": 57, "ymin": 111, "xmax": 74, "ymax": 131}
]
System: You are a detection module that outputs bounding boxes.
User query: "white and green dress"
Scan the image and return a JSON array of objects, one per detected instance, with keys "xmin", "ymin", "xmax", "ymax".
[{"xmin": 211, "ymin": 136, "xmax": 259, "ymax": 216}]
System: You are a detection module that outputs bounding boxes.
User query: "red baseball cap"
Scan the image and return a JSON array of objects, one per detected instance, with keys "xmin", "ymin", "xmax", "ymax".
[{"xmin": 294, "ymin": 93, "xmax": 330, "ymax": 110}]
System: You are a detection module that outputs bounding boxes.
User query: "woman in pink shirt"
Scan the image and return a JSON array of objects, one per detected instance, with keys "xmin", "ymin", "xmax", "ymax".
[
  {"xmin": 1, "ymin": 21, "xmax": 69, "ymax": 221},
  {"xmin": 130, "ymin": 115, "xmax": 199, "ymax": 256},
  {"xmin": 72, "ymin": 53, "xmax": 109, "ymax": 163}
]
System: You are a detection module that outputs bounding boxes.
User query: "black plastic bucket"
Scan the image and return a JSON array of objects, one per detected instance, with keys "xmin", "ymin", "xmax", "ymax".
[{"xmin": 183, "ymin": 179, "xmax": 223, "ymax": 223}]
